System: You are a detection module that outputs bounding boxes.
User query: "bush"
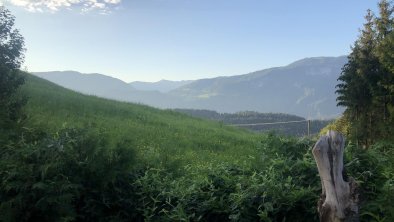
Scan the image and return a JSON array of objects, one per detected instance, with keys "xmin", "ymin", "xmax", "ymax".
[
  {"xmin": 133, "ymin": 134, "xmax": 321, "ymax": 221},
  {"xmin": 345, "ymin": 141, "xmax": 394, "ymax": 221},
  {"xmin": 1, "ymin": 127, "xmax": 392, "ymax": 221},
  {"xmin": 0, "ymin": 127, "xmax": 140, "ymax": 222}
]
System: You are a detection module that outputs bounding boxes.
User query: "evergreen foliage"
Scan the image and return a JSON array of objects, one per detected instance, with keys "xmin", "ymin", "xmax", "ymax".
[
  {"xmin": 333, "ymin": 2, "xmax": 394, "ymax": 219},
  {"xmin": 336, "ymin": 0, "xmax": 394, "ymax": 146}
]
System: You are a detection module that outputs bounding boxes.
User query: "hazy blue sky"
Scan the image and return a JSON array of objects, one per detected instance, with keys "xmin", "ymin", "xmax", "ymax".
[{"xmin": 3, "ymin": 0, "xmax": 380, "ymax": 82}]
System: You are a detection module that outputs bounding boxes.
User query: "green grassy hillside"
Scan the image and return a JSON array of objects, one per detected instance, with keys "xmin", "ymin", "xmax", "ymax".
[{"xmin": 22, "ymin": 73, "xmax": 262, "ymax": 171}]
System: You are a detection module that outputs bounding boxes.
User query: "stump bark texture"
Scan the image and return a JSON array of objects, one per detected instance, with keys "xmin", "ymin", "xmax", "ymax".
[{"xmin": 312, "ymin": 131, "xmax": 359, "ymax": 222}]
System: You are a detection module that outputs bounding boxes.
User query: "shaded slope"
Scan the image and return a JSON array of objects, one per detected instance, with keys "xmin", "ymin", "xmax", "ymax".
[{"xmin": 171, "ymin": 56, "xmax": 347, "ymax": 118}]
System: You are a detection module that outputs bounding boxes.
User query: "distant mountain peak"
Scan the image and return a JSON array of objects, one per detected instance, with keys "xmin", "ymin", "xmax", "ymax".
[
  {"xmin": 287, "ymin": 56, "xmax": 347, "ymax": 68},
  {"xmin": 32, "ymin": 56, "xmax": 347, "ymax": 118},
  {"xmin": 129, "ymin": 79, "xmax": 194, "ymax": 93}
]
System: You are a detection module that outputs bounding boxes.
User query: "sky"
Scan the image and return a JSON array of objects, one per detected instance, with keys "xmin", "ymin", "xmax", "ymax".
[{"xmin": 1, "ymin": 0, "xmax": 381, "ymax": 82}]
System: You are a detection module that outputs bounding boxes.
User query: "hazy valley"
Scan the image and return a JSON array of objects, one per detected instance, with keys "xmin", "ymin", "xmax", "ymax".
[{"xmin": 34, "ymin": 56, "xmax": 347, "ymax": 119}]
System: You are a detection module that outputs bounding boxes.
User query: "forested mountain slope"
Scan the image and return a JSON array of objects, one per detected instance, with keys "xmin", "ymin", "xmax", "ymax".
[{"xmin": 34, "ymin": 56, "xmax": 347, "ymax": 118}]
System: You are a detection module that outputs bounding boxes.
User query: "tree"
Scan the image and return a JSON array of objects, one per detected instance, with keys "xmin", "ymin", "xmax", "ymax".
[
  {"xmin": 336, "ymin": 0, "xmax": 394, "ymax": 146},
  {"xmin": 375, "ymin": 0, "xmax": 394, "ymax": 126},
  {"xmin": 0, "ymin": 6, "xmax": 25, "ymax": 69},
  {"xmin": 0, "ymin": 6, "xmax": 26, "ymax": 140},
  {"xmin": 375, "ymin": 0, "xmax": 393, "ymax": 39},
  {"xmin": 336, "ymin": 9, "xmax": 378, "ymax": 146}
]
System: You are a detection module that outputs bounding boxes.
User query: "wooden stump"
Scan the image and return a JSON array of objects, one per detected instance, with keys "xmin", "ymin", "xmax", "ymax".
[{"xmin": 312, "ymin": 130, "xmax": 359, "ymax": 222}]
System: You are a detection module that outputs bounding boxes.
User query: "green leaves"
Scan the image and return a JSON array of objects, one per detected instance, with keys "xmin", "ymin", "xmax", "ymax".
[
  {"xmin": 0, "ymin": 6, "xmax": 25, "ymax": 70},
  {"xmin": 0, "ymin": 7, "xmax": 26, "ymax": 144},
  {"xmin": 129, "ymin": 135, "xmax": 321, "ymax": 222},
  {"xmin": 1, "ymin": 125, "xmax": 392, "ymax": 221},
  {"xmin": 0, "ymin": 127, "xmax": 139, "ymax": 222}
]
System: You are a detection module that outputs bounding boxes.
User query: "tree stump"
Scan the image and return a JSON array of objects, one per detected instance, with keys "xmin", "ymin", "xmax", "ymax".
[{"xmin": 312, "ymin": 130, "xmax": 359, "ymax": 222}]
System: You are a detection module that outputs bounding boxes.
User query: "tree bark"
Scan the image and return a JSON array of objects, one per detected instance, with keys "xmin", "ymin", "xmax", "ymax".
[{"xmin": 312, "ymin": 130, "xmax": 359, "ymax": 222}]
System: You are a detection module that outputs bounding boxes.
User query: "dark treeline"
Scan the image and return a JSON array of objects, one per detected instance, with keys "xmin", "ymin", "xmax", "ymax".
[
  {"xmin": 174, "ymin": 109, "xmax": 332, "ymax": 136},
  {"xmin": 336, "ymin": 0, "xmax": 394, "ymax": 147}
]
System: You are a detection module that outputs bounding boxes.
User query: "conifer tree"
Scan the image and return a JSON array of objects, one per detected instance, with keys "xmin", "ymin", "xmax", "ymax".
[
  {"xmin": 337, "ymin": 10, "xmax": 377, "ymax": 146},
  {"xmin": 337, "ymin": 1, "xmax": 394, "ymax": 146},
  {"xmin": 375, "ymin": 0, "xmax": 394, "ymax": 129}
]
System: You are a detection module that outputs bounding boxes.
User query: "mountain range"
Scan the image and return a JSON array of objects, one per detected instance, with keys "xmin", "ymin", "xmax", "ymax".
[
  {"xmin": 129, "ymin": 80, "xmax": 194, "ymax": 93},
  {"xmin": 33, "ymin": 56, "xmax": 347, "ymax": 119}
]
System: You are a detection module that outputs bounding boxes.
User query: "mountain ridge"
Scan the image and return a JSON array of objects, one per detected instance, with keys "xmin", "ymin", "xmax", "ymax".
[
  {"xmin": 129, "ymin": 79, "xmax": 194, "ymax": 93},
  {"xmin": 33, "ymin": 55, "xmax": 347, "ymax": 118}
]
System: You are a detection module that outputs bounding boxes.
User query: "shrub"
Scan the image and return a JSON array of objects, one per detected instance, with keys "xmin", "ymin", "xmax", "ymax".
[{"xmin": 0, "ymin": 127, "xmax": 140, "ymax": 222}]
